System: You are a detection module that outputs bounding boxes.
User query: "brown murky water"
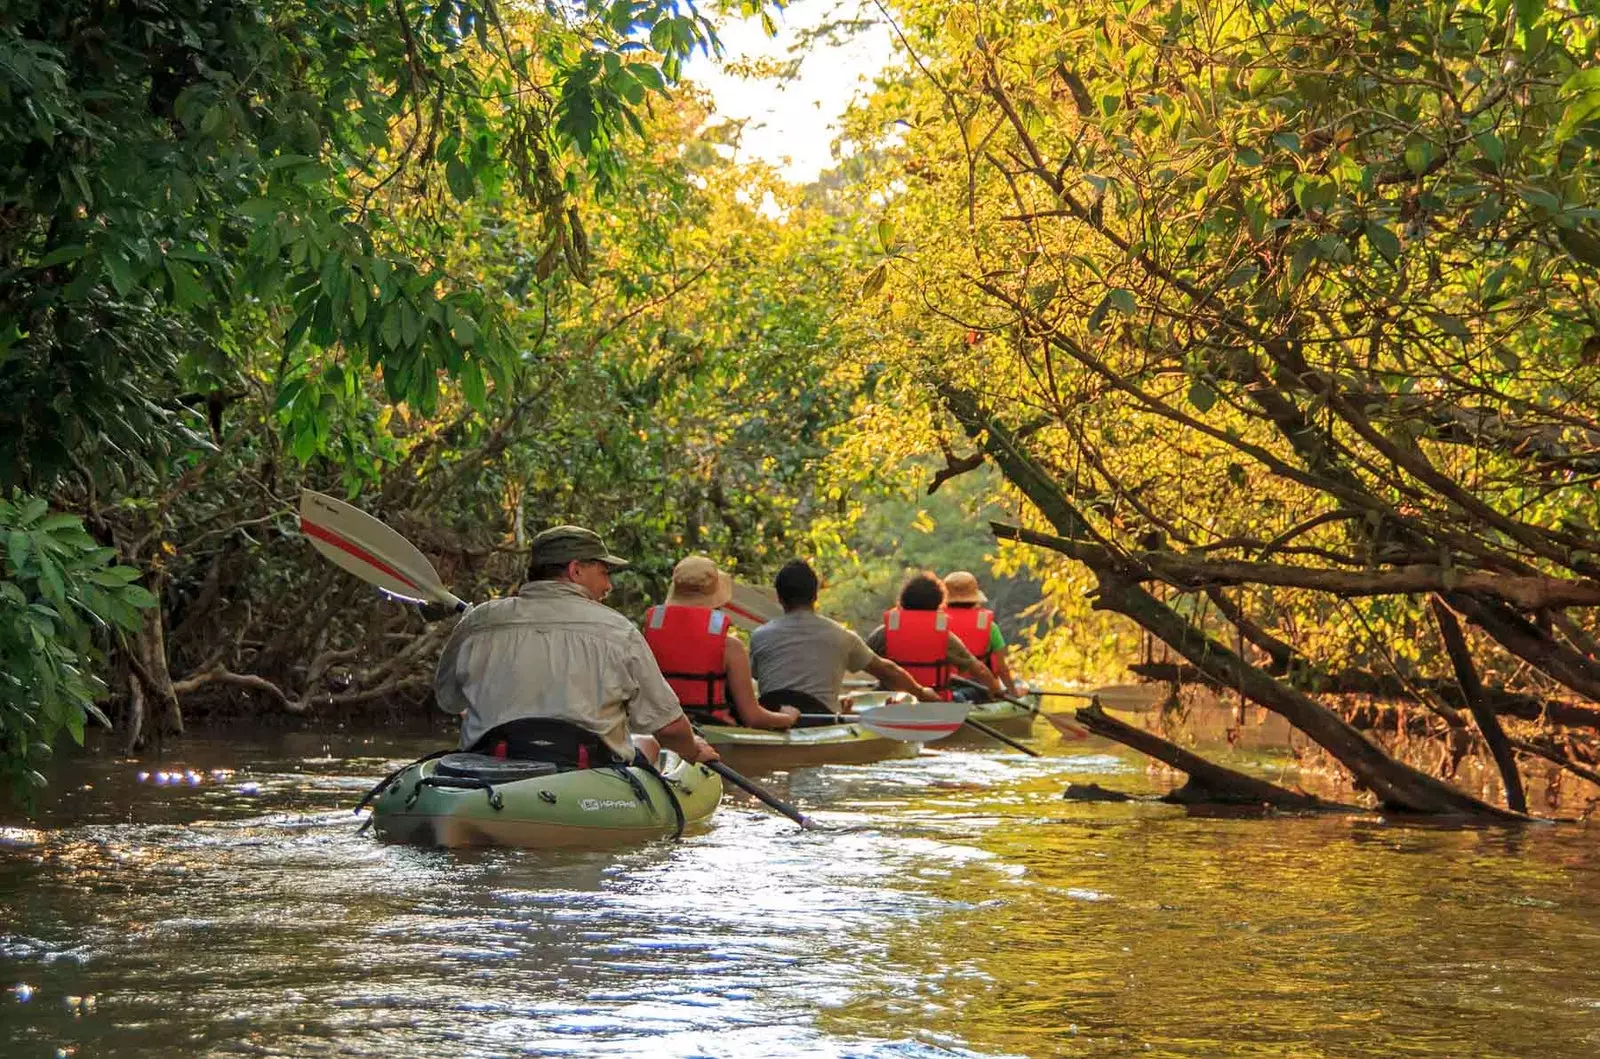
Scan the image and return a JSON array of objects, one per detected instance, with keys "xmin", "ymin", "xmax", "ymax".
[{"xmin": 3, "ymin": 722, "xmax": 1599, "ymax": 1057}]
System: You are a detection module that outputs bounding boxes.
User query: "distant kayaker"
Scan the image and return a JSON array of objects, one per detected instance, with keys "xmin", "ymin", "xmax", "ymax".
[
  {"xmin": 433, "ymin": 525, "xmax": 719, "ymax": 768},
  {"xmin": 748, "ymin": 558, "xmax": 939, "ymax": 716},
  {"xmin": 941, "ymin": 570, "xmax": 1022, "ymax": 698},
  {"xmin": 642, "ymin": 556, "xmax": 801, "ymax": 731},
  {"xmin": 866, "ymin": 572, "xmax": 1004, "ymax": 701}
]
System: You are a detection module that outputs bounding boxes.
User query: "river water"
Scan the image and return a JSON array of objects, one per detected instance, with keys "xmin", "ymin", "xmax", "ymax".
[{"xmin": 3, "ymin": 724, "xmax": 1600, "ymax": 1058}]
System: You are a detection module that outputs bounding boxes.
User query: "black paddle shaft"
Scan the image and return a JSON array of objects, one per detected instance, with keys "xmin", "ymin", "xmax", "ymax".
[
  {"xmin": 946, "ymin": 677, "xmax": 1044, "ymax": 756},
  {"xmin": 961, "ymin": 717, "xmax": 1042, "ymax": 756},
  {"xmin": 705, "ymin": 761, "xmax": 821, "ymax": 830}
]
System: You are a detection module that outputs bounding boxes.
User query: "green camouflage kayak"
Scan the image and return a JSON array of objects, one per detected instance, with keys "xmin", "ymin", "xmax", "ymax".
[
  {"xmin": 368, "ymin": 750, "xmax": 721, "ymax": 848},
  {"xmin": 700, "ymin": 720, "xmax": 919, "ymax": 771}
]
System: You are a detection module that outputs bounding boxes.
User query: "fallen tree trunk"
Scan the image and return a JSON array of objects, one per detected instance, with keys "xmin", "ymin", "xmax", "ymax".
[
  {"xmin": 1060, "ymin": 705, "xmax": 1353, "ymax": 810},
  {"xmin": 1126, "ymin": 662, "xmax": 1600, "ymax": 729}
]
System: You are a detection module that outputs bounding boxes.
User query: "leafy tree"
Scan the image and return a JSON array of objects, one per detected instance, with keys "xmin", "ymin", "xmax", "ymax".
[
  {"xmin": 0, "ymin": 495, "xmax": 151, "ymax": 800},
  {"xmin": 837, "ymin": 0, "xmax": 1600, "ymax": 813}
]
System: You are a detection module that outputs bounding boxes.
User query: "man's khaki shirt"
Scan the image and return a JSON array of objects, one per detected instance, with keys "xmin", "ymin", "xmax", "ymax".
[{"xmin": 434, "ymin": 580, "xmax": 684, "ymax": 757}]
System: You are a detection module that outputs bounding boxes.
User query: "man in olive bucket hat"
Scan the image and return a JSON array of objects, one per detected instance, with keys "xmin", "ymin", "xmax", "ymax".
[{"xmin": 433, "ymin": 525, "xmax": 718, "ymax": 768}]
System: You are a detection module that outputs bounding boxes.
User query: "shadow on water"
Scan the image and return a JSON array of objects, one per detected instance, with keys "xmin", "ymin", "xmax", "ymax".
[{"xmin": 2, "ymin": 726, "xmax": 1600, "ymax": 1057}]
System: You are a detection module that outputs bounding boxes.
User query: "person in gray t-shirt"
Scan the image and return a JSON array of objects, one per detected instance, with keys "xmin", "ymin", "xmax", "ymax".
[{"xmin": 748, "ymin": 559, "xmax": 938, "ymax": 714}]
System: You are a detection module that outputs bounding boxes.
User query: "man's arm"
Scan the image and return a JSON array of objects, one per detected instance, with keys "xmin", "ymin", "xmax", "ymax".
[
  {"xmin": 990, "ymin": 645, "xmax": 1019, "ymax": 696},
  {"xmin": 864, "ymin": 655, "xmax": 941, "ymax": 702},
  {"xmin": 432, "ymin": 622, "xmax": 471, "ymax": 716},
  {"xmin": 948, "ymin": 633, "xmax": 1003, "ymax": 697},
  {"xmin": 623, "ymin": 628, "xmax": 718, "ymax": 762},
  {"xmin": 652, "ymin": 715, "xmax": 719, "ymax": 763},
  {"xmin": 724, "ymin": 637, "xmax": 799, "ymax": 729}
]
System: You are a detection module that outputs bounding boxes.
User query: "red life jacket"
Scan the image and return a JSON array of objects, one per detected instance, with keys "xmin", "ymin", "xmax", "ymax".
[
  {"xmin": 643, "ymin": 605, "xmax": 733, "ymax": 723},
  {"xmin": 882, "ymin": 608, "xmax": 952, "ymax": 699},
  {"xmin": 944, "ymin": 606, "xmax": 995, "ymax": 669}
]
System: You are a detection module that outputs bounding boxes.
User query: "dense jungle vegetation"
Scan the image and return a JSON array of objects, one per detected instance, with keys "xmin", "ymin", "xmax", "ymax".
[{"xmin": 2, "ymin": 0, "xmax": 1599, "ymax": 818}]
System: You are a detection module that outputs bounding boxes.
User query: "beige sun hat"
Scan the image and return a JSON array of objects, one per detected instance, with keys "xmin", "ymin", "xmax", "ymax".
[
  {"xmin": 942, "ymin": 570, "xmax": 988, "ymax": 605},
  {"xmin": 666, "ymin": 555, "xmax": 733, "ymax": 609}
]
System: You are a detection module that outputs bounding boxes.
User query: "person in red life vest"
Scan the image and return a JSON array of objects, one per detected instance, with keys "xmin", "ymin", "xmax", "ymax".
[
  {"xmin": 941, "ymin": 570, "xmax": 1022, "ymax": 699},
  {"xmin": 643, "ymin": 556, "xmax": 801, "ymax": 730},
  {"xmin": 865, "ymin": 572, "xmax": 1003, "ymax": 700}
]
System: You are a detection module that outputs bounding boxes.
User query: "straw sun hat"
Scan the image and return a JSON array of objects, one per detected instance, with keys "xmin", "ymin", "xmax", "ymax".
[
  {"xmin": 942, "ymin": 570, "xmax": 988, "ymax": 605},
  {"xmin": 666, "ymin": 555, "xmax": 733, "ymax": 609}
]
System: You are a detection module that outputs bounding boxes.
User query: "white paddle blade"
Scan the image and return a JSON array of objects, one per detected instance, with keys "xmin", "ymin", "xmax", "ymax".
[
  {"xmin": 1043, "ymin": 712, "xmax": 1091, "ymax": 740},
  {"xmin": 723, "ymin": 580, "xmax": 781, "ymax": 632},
  {"xmin": 856, "ymin": 701, "xmax": 972, "ymax": 744},
  {"xmin": 298, "ymin": 490, "xmax": 465, "ymax": 609}
]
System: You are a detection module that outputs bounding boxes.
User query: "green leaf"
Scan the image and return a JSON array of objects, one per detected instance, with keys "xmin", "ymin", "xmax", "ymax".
[
  {"xmin": 1366, "ymin": 222, "xmax": 1400, "ymax": 264},
  {"xmin": 119, "ymin": 584, "xmax": 159, "ymax": 609},
  {"xmin": 35, "ymin": 245, "xmax": 87, "ymax": 269},
  {"xmin": 1428, "ymin": 312, "xmax": 1471, "ymax": 342},
  {"xmin": 381, "ymin": 306, "xmax": 403, "ymax": 350},
  {"xmin": 1187, "ymin": 381, "xmax": 1218, "ymax": 413},
  {"xmin": 1555, "ymin": 68, "xmax": 1600, "ymax": 143},
  {"xmin": 165, "ymin": 260, "xmax": 210, "ymax": 309},
  {"xmin": 1108, "ymin": 288, "xmax": 1136, "ymax": 314},
  {"xmin": 1474, "ymin": 131, "xmax": 1505, "ymax": 166},
  {"xmin": 445, "ymin": 158, "xmax": 474, "ymax": 203},
  {"xmin": 102, "ymin": 249, "xmax": 138, "ymax": 297},
  {"xmin": 876, "ymin": 218, "xmax": 895, "ymax": 254},
  {"xmin": 447, "ymin": 305, "xmax": 479, "ymax": 347},
  {"xmin": 461, "ymin": 362, "xmax": 487, "ymax": 407},
  {"xmin": 860, "ymin": 263, "xmax": 888, "ymax": 299}
]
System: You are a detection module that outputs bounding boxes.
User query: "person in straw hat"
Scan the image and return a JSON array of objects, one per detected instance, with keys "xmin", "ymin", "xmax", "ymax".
[
  {"xmin": 434, "ymin": 525, "xmax": 719, "ymax": 768},
  {"xmin": 941, "ymin": 570, "xmax": 1021, "ymax": 698},
  {"xmin": 642, "ymin": 556, "xmax": 801, "ymax": 730}
]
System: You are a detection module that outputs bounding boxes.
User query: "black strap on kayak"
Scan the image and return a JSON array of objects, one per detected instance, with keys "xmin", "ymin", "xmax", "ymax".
[
  {"xmin": 627, "ymin": 754, "xmax": 686, "ymax": 840},
  {"xmin": 418, "ymin": 774, "xmax": 504, "ymax": 810},
  {"xmin": 355, "ymin": 748, "xmax": 452, "ymax": 815}
]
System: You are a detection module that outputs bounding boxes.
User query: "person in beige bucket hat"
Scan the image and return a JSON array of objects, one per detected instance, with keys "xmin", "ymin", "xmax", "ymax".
[
  {"xmin": 665, "ymin": 555, "xmax": 733, "ymax": 609},
  {"xmin": 642, "ymin": 556, "xmax": 800, "ymax": 731},
  {"xmin": 941, "ymin": 570, "xmax": 1020, "ymax": 697}
]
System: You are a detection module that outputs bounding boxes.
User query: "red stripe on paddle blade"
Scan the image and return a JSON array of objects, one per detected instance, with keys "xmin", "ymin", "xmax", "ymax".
[
  {"xmin": 301, "ymin": 517, "xmax": 421, "ymax": 593},
  {"xmin": 723, "ymin": 602, "xmax": 768, "ymax": 625}
]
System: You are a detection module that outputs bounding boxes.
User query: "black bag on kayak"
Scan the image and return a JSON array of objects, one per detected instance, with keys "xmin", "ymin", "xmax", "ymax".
[{"xmin": 468, "ymin": 718, "xmax": 637, "ymax": 769}]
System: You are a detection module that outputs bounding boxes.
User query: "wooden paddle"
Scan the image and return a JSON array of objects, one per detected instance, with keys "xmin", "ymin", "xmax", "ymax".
[
  {"xmin": 298, "ymin": 489, "xmax": 814, "ymax": 832},
  {"xmin": 299, "ymin": 489, "xmax": 468, "ymax": 611},
  {"xmin": 723, "ymin": 580, "xmax": 782, "ymax": 632},
  {"xmin": 1030, "ymin": 684, "xmax": 1169, "ymax": 712},
  {"xmin": 950, "ymin": 676, "xmax": 1085, "ymax": 742}
]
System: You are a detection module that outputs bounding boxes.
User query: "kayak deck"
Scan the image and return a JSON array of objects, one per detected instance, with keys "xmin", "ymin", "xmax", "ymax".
[
  {"xmin": 943, "ymin": 699, "xmax": 1037, "ymax": 742},
  {"xmin": 369, "ymin": 751, "xmax": 722, "ymax": 849},
  {"xmin": 700, "ymin": 720, "xmax": 919, "ymax": 771}
]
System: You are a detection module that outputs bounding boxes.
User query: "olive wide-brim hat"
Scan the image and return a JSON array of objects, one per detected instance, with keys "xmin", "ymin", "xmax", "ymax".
[{"xmin": 528, "ymin": 525, "xmax": 630, "ymax": 569}]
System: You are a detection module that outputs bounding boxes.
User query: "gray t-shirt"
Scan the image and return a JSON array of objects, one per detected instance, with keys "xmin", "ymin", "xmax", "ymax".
[{"xmin": 748, "ymin": 609, "xmax": 877, "ymax": 710}]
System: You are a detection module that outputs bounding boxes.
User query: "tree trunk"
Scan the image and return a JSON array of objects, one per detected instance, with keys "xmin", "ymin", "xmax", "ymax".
[
  {"xmin": 1092, "ymin": 572, "xmax": 1522, "ymax": 818},
  {"xmin": 943, "ymin": 385, "xmax": 1525, "ymax": 818},
  {"xmin": 126, "ymin": 606, "xmax": 183, "ymax": 749},
  {"xmin": 1431, "ymin": 596, "xmax": 1527, "ymax": 813},
  {"xmin": 1066, "ymin": 704, "xmax": 1352, "ymax": 809}
]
